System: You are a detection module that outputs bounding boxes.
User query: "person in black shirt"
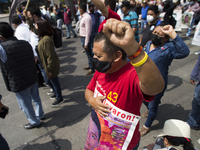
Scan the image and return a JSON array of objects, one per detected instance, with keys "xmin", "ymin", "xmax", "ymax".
[{"xmin": 139, "ymin": 5, "xmax": 161, "ymax": 47}]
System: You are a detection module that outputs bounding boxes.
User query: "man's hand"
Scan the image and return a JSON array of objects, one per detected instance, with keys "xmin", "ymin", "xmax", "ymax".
[
  {"xmin": 84, "ymin": 45, "xmax": 88, "ymax": 50},
  {"xmin": 190, "ymin": 79, "xmax": 197, "ymax": 85},
  {"xmin": 47, "ymin": 72, "xmax": 52, "ymax": 78},
  {"xmin": 161, "ymin": 25, "xmax": 177, "ymax": 39},
  {"xmin": 103, "ymin": 18, "xmax": 139, "ymax": 56},
  {"xmin": 89, "ymin": 96, "xmax": 111, "ymax": 117},
  {"xmin": 23, "ymin": 10, "xmax": 27, "ymax": 18},
  {"xmin": 0, "ymin": 101, "xmax": 9, "ymax": 115},
  {"xmin": 145, "ymin": 143, "xmax": 155, "ymax": 150}
]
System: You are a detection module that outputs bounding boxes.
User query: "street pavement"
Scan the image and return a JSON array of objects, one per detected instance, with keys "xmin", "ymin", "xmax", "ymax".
[{"xmin": 0, "ymin": 14, "xmax": 200, "ymax": 150}]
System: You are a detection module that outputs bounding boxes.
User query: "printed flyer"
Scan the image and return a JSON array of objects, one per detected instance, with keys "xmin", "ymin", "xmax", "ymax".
[
  {"xmin": 181, "ymin": 11, "xmax": 194, "ymax": 28},
  {"xmin": 173, "ymin": 9, "xmax": 182, "ymax": 31},
  {"xmin": 192, "ymin": 22, "xmax": 200, "ymax": 46},
  {"xmin": 84, "ymin": 84, "xmax": 140, "ymax": 150}
]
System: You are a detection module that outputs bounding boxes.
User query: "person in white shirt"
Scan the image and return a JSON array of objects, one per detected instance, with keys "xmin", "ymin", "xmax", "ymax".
[{"xmin": 12, "ymin": 15, "xmax": 37, "ymax": 57}]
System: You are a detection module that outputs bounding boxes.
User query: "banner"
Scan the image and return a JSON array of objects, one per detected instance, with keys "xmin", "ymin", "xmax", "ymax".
[
  {"xmin": 84, "ymin": 88, "xmax": 140, "ymax": 150},
  {"xmin": 192, "ymin": 22, "xmax": 200, "ymax": 46},
  {"xmin": 181, "ymin": 11, "xmax": 194, "ymax": 29},
  {"xmin": 173, "ymin": 9, "xmax": 182, "ymax": 31}
]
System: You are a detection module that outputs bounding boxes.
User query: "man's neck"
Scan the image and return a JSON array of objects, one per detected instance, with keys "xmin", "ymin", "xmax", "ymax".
[{"xmin": 108, "ymin": 59, "xmax": 128, "ymax": 74}]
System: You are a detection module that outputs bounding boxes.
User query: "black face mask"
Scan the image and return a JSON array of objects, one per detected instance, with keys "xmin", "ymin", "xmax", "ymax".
[
  {"xmin": 92, "ymin": 58, "xmax": 112, "ymax": 73},
  {"xmin": 151, "ymin": 34, "xmax": 164, "ymax": 46}
]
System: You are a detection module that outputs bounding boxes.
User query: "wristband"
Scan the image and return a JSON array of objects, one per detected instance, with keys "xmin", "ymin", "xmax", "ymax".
[
  {"xmin": 127, "ymin": 46, "xmax": 143, "ymax": 60},
  {"xmin": 130, "ymin": 51, "xmax": 148, "ymax": 67}
]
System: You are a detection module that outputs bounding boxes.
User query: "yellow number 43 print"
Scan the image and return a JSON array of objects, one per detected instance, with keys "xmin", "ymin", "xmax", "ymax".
[{"xmin": 107, "ymin": 91, "xmax": 118, "ymax": 103}]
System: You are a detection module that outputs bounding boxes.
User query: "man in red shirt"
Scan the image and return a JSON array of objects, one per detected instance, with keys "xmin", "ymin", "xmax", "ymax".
[
  {"xmin": 91, "ymin": 0, "xmax": 121, "ymax": 32},
  {"xmin": 84, "ymin": 19, "xmax": 165, "ymax": 150}
]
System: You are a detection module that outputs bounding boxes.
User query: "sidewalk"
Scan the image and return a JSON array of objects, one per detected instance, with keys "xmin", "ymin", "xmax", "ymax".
[{"xmin": 0, "ymin": 13, "xmax": 9, "ymax": 19}]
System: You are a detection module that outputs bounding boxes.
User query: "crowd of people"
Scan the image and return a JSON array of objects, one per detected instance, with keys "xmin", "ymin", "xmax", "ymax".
[{"xmin": 0, "ymin": 0, "xmax": 200, "ymax": 149}]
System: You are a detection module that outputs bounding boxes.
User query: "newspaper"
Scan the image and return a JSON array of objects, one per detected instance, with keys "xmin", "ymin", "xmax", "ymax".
[
  {"xmin": 192, "ymin": 21, "xmax": 200, "ymax": 46},
  {"xmin": 173, "ymin": 9, "xmax": 182, "ymax": 31}
]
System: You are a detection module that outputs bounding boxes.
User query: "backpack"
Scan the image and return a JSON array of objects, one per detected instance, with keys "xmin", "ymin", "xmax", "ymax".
[
  {"xmin": 52, "ymin": 27, "xmax": 62, "ymax": 48},
  {"xmin": 42, "ymin": 14, "xmax": 62, "ymax": 48}
]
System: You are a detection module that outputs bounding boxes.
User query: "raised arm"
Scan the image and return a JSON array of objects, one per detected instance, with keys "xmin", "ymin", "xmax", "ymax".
[
  {"xmin": 162, "ymin": 25, "xmax": 190, "ymax": 59},
  {"xmin": 91, "ymin": 0, "xmax": 108, "ymax": 18},
  {"xmin": 103, "ymin": 19, "xmax": 165, "ymax": 95}
]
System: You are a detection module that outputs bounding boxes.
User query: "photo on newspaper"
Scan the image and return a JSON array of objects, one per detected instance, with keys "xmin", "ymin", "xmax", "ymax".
[{"xmin": 84, "ymin": 99, "xmax": 140, "ymax": 150}]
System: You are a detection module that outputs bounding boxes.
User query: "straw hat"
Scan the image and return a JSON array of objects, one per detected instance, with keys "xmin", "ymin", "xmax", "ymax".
[{"xmin": 157, "ymin": 119, "xmax": 190, "ymax": 139}]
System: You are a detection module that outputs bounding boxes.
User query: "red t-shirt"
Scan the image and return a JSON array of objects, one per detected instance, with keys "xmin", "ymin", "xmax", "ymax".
[
  {"xmin": 98, "ymin": 9, "xmax": 121, "ymax": 32},
  {"xmin": 87, "ymin": 63, "xmax": 154, "ymax": 149}
]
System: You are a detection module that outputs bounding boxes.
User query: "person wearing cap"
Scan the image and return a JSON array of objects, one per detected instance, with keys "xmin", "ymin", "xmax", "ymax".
[
  {"xmin": 143, "ymin": 119, "xmax": 196, "ymax": 150},
  {"xmin": 140, "ymin": 24, "xmax": 190, "ymax": 136},
  {"xmin": 141, "ymin": 0, "xmax": 149, "ymax": 34},
  {"xmin": 121, "ymin": 0, "xmax": 139, "ymax": 42}
]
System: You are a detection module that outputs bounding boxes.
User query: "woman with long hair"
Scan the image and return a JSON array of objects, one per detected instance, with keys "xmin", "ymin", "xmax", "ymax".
[
  {"xmin": 35, "ymin": 19, "xmax": 64, "ymax": 106},
  {"xmin": 143, "ymin": 119, "xmax": 196, "ymax": 150}
]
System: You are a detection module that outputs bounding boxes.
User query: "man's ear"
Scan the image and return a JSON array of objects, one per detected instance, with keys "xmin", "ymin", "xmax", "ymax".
[
  {"xmin": 114, "ymin": 50, "xmax": 123, "ymax": 62},
  {"xmin": 106, "ymin": 5, "xmax": 111, "ymax": 10},
  {"xmin": 0, "ymin": 35, "xmax": 6, "ymax": 42}
]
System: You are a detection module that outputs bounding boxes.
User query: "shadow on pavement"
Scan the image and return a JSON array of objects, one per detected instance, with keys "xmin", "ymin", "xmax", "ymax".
[
  {"xmin": 20, "ymin": 139, "xmax": 72, "ymax": 150},
  {"xmin": 42, "ymin": 90, "xmax": 92, "ymax": 128},
  {"xmin": 151, "ymin": 103, "xmax": 190, "ymax": 131},
  {"xmin": 166, "ymin": 75, "xmax": 183, "ymax": 92}
]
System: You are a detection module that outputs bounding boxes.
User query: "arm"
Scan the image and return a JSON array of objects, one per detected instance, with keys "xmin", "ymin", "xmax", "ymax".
[
  {"xmin": 139, "ymin": 35, "xmax": 143, "ymax": 45},
  {"xmin": 0, "ymin": 45, "xmax": 7, "ymax": 63},
  {"xmin": 162, "ymin": 25, "xmax": 190, "ymax": 59},
  {"xmin": 85, "ymin": 89, "xmax": 110, "ymax": 117},
  {"xmin": 91, "ymin": 0, "xmax": 108, "ymax": 18},
  {"xmin": 103, "ymin": 19, "xmax": 165, "ymax": 95},
  {"xmin": 84, "ymin": 15, "xmax": 92, "ymax": 48},
  {"xmin": 191, "ymin": 3, "xmax": 200, "ymax": 12},
  {"xmin": 43, "ymin": 38, "xmax": 56, "ymax": 77}
]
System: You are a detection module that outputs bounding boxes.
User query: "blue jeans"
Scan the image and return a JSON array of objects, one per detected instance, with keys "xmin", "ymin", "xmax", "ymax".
[
  {"xmin": 15, "ymin": 83, "xmax": 44, "ymax": 126},
  {"xmin": 38, "ymin": 64, "xmax": 49, "ymax": 86},
  {"xmin": 90, "ymin": 32, "xmax": 98, "ymax": 51},
  {"xmin": 187, "ymin": 83, "xmax": 200, "ymax": 128},
  {"xmin": 143, "ymin": 90, "xmax": 165, "ymax": 128},
  {"xmin": 0, "ymin": 134, "xmax": 9, "ymax": 150},
  {"xmin": 81, "ymin": 37, "xmax": 94, "ymax": 71},
  {"xmin": 141, "ymin": 19, "xmax": 146, "ymax": 34},
  {"xmin": 187, "ymin": 18, "xmax": 195, "ymax": 35},
  {"xmin": 47, "ymin": 76, "xmax": 63, "ymax": 100},
  {"xmin": 65, "ymin": 22, "xmax": 77, "ymax": 37}
]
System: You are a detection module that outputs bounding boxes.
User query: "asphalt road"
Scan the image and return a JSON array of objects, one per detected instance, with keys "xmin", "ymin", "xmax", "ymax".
[{"xmin": 0, "ymin": 16, "xmax": 200, "ymax": 150}]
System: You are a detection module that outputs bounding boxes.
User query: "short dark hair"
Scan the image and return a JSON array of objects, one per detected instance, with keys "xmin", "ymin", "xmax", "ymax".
[
  {"xmin": 94, "ymin": 31, "xmax": 127, "ymax": 60},
  {"xmin": 121, "ymin": 1, "xmax": 131, "ymax": 10},
  {"xmin": 0, "ymin": 22, "xmax": 14, "ymax": 39},
  {"xmin": 27, "ymin": 7, "xmax": 41, "ymax": 18},
  {"xmin": 148, "ymin": 5, "xmax": 159, "ymax": 14},
  {"xmin": 105, "ymin": 0, "xmax": 116, "ymax": 11},
  {"xmin": 12, "ymin": 15, "xmax": 22, "ymax": 25},
  {"xmin": 36, "ymin": 20, "xmax": 54, "ymax": 38},
  {"xmin": 79, "ymin": 2, "xmax": 87, "ymax": 12},
  {"xmin": 91, "ymin": 110, "xmax": 101, "ymax": 141},
  {"xmin": 49, "ymin": 6, "xmax": 53, "ymax": 12},
  {"xmin": 89, "ymin": 3, "xmax": 94, "ymax": 9}
]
